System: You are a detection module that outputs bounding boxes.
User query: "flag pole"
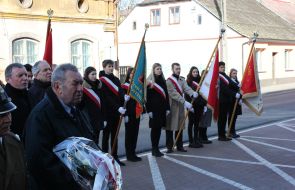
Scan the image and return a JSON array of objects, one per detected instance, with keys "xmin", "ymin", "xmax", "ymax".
[
  {"xmin": 226, "ymin": 33, "xmax": 258, "ymax": 138},
  {"xmin": 173, "ymin": 31, "xmax": 223, "ymax": 150},
  {"xmin": 111, "ymin": 24, "xmax": 149, "ymax": 155}
]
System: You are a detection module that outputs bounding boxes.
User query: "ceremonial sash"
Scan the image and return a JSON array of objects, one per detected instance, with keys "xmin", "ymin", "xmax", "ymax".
[
  {"xmin": 192, "ymin": 81, "xmax": 200, "ymax": 90},
  {"xmin": 168, "ymin": 76, "xmax": 183, "ymax": 95},
  {"xmin": 83, "ymin": 88, "xmax": 101, "ymax": 108},
  {"xmin": 149, "ymin": 82, "xmax": 166, "ymax": 99},
  {"xmin": 219, "ymin": 74, "xmax": 229, "ymax": 85},
  {"xmin": 100, "ymin": 76, "xmax": 119, "ymax": 96},
  {"xmin": 121, "ymin": 82, "xmax": 130, "ymax": 90}
]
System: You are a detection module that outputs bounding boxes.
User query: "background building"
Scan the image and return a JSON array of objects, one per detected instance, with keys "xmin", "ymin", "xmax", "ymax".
[
  {"xmin": 118, "ymin": 0, "xmax": 295, "ymax": 87},
  {"xmin": 0, "ymin": 0, "xmax": 117, "ymax": 80}
]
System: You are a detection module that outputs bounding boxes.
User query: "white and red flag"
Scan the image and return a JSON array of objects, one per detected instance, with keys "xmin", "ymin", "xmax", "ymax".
[{"xmin": 199, "ymin": 48, "xmax": 220, "ymax": 121}]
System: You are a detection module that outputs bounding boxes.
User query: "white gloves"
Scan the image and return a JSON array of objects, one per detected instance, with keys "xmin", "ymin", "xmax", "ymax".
[
  {"xmin": 239, "ymin": 99, "xmax": 243, "ymax": 105},
  {"xmin": 118, "ymin": 107, "xmax": 126, "ymax": 114},
  {"xmin": 235, "ymin": 93, "xmax": 241, "ymax": 99},
  {"xmin": 103, "ymin": 121, "xmax": 107, "ymax": 127},
  {"xmin": 203, "ymin": 106, "xmax": 207, "ymax": 113},
  {"xmin": 189, "ymin": 108, "xmax": 194, "ymax": 113},
  {"xmin": 184, "ymin": 101, "xmax": 193, "ymax": 109},
  {"xmin": 166, "ymin": 110, "xmax": 170, "ymax": 116},
  {"xmin": 193, "ymin": 92, "xmax": 198, "ymax": 98},
  {"xmin": 124, "ymin": 116, "xmax": 129, "ymax": 123},
  {"xmin": 148, "ymin": 112, "xmax": 153, "ymax": 118},
  {"xmin": 124, "ymin": 95, "xmax": 130, "ymax": 102}
]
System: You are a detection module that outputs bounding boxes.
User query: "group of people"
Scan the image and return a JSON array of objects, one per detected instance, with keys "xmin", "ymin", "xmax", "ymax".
[{"xmin": 0, "ymin": 59, "xmax": 242, "ymax": 190}]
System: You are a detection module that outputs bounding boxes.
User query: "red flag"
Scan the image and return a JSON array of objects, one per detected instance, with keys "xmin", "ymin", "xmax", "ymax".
[
  {"xmin": 43, "ymin": 18, "xmax": 52, "ymax": 67},
  {"xmin": 199, "ymin": 48, "xmax": 220, "ymax": 121},
  {"xmin": 241, "ymin": 45, "xmax": 263, "ymax": 115},
  {"xmin": 241, "ymin": 47, "xmax": 258, "ymax": 98}
]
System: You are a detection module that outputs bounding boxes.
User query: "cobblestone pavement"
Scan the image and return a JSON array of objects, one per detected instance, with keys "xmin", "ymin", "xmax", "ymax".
[{"xmin": 120, "ymin": 118, "xmax": 295, "ymax": 190}]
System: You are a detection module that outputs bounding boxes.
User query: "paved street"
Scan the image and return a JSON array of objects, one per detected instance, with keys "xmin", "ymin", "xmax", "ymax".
[
  {"xmin": 121, "ymin": 118, "xmax": 295, "ymax": 190},
  {"xmin": 112, "ymin": 89, "xmax": 295, "ymax": 156}
]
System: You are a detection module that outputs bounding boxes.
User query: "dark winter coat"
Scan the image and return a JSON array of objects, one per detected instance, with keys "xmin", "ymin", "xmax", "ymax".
[
  {"xmin": 0, "ymin": 133, "xmax": 26, "ymax": 190},
  {"xmin": 229, "ymin": 78, "xmax": 242, "ymax": 115},
  {"xmin": 99, "ymin": 71, "xmax": 125, "ymax": 119},
  {"xmin": 24, "ymin": 87, "xmax": 94, "ymax": 190},
  {"xmin": 81, "ymin": 79, "xmax": 105, "ymax": 133},
  {"xmin": 28, "ymin": 79, "xmax": 51, "ymax": 108},
  {"xmin": 219, "ymin": 72, "xmax": 239, "ymax": 104},
  {"xmin": 146, "ymin": 76, "xmax": 170, "ymax": 128},
  {"xmin": 4, "ymin": 83, "xmax": 31, "ymax": 138}
]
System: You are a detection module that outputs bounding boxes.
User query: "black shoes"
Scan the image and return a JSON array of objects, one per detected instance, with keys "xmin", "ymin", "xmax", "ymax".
[
  {"xmin": 200, "ymin": 139, "xmax": 212, "ymax": 144},
  {"xmin": 152, "ymin": 149, "xmax": 164, "ymax": 157},
  {"xmin": 188, "ymin": 143, "xmax": 203, "ymax": 148},
  {"xmin": 177, "ymin": 147, "xmax": 187, "ymax": 152},
  {"xmin": 218, "ymin": 136, "xmax": 232, "ymax": 141},
  {"xmin": 127, "ymin": 155, "xmax": 142, "ymax": 162},
  {"xmin": 231, "ymin": 133, "xmax": 240, "ymax": 138},
  {"xmin": 166, "ymin": 149, "xmax": 174, "ymax": 154},
  {"xmin": 114, "ymin": 157, "xmax": 126, "ymax": 166}
]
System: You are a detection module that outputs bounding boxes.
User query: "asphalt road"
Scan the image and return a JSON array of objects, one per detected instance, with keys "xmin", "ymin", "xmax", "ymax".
[{"xmin": 103, "ymin": 89, "xmax": 295, "ymax": 157}]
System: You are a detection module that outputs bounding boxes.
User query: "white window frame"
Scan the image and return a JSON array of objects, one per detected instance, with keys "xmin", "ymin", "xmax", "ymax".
[
  {"xmin": 150, "ymin": 9, "xmax": 161, "ymax": 26},
  {"xmin": 169, "ymin": 6, "xmax": 180, "ymax": 24},
  {"xmin": 255, "ymin": 48, "xmax": 266, "ymax": 73},
  {"xmin": 71, "ymin": 39, "xmax": 93, "ymax": 74},
  {"xmin": 12, "ymin": 38, "xmax": 39, "ymax": 65},
  {"xmin": 285, "ymin": 49, "xmax": 293, "ymax": 70}
]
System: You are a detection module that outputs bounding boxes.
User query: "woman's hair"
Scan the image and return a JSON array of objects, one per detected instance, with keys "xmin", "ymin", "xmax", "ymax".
[
  {"xmin": 147, "ymin": 63, "xmax": 165, "ymax": 85},
  {"xmin": 84, "ymin": 66, "xmax": 96, "ymax": 80},
  {"xmin": 125, "ymin": 67, "xmax": 134, "ymax": 83},
  {"xmin": 229, "ymin": 68, "xmax": 238, "ymax": 79},
  {"xmin": 187, "ymin": 66, "xmax": 200, "ymax": 83}
]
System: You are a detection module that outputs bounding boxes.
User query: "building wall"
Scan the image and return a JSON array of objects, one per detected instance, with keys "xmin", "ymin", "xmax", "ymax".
[
  {"xmin": 0, "ymin": 0, "xmax": 116, "ymax": 81},
  {"xmin": 119, "ymin": 1, "xmax": 295, "ymax": 85}
]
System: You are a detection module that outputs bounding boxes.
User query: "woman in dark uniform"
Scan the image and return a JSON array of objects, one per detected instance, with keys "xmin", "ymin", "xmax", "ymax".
[
  {"xmin": 228, "ymin": 68, "xmax": 242, "ymax": 138},
  {"xmin": 122, "ymin": 68, "xmax": 142, "ymax": 162},
  {"xmin": 185, "ymin": 66, "xmax": 206, "ymax": 148},
  {"xmin": 146, "ymin": 63, "xmax": 170, "ymax": 157}
]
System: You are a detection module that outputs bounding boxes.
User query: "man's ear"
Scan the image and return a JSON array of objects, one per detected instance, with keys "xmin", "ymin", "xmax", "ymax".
[{"xmin": 52, "ymin": 81, "xmax": 61, "ymax": 94}]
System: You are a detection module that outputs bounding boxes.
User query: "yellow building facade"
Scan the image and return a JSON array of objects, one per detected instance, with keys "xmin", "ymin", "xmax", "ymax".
[{"xmin": 0, "ymin": 0, "xmax": 117, "ymax": 80}]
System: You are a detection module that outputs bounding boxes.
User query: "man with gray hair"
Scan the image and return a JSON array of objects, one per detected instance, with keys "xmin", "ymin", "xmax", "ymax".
[
  {"xmin": 28, "ymin": 60, "xmax": 52, "ymax": 107},
  {"xmin": 4, "ymin": 63, "xmax": 30, "ymax": 138},
  {"xmin": 25, "ymin": 63, "xmax": 94, "ymax": 190}
]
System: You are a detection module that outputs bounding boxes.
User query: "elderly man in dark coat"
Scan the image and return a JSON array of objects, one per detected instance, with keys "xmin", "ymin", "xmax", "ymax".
[
  {"xmin": 4, "ymin": 63, "xmax": 31, "ymax": 139},
  {"xmin": 0, "ymin": 86, "xmax": 26, "ymax": 190},
  {"xmin": 25, "ymin": 64, "xmax": 94, "ymax": 190},
  {"xmin": 28, "ymin": 60, "xmax": 52, "ymax": 108}
]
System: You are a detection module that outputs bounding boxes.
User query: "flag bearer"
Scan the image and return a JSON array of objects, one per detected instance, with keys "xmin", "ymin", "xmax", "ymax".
[
  {"xmin": 121, "ymin": 67, "xmax": 142, "ymax": 162},
  {"xmin": 99, "ymin": 59, "xmax": 130, "ymax": 166},
  {"xmin": 165, "ymin": 63, "xmax": 197, "ymax": 153},
  {"xmin": 146, "ymin": 63, "xmax": 170, "ymax": 157}
]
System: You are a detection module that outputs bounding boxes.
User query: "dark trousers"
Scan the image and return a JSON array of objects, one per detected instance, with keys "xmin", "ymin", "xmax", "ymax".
[
  {"xmin": 166, "ymin": 130, "xmax": 183, "ymax": 150},
  {"xmin": 125, "ymin": 117, "xmax": 140, "ymax": 158},
  {"xmin": 102, "ymin": 115, "xmax": 120, "ymax": 157},
  {"xmin": 218, "ymin": 102, "xmax": 230, "ymax": 138},
  {"xmin": 228, "ymin": 114, "xmax": 238, "ymax": 134},
  {"xmin": 199, "ymin": 127, "xmax": 208, "ymax": 140},
  {"xmin": 187, "ymin": 112, "xmax": 201, "ymax": 144},
  {"xmin": 150, "ymin": 118, "xmax": 162, "ymax": 149}
]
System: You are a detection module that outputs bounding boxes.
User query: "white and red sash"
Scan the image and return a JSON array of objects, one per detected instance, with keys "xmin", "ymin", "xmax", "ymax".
[
  {"xmin": 168, "ymin": 76, "xmax": 183, "ymax": 95},
  {"xmin": 149, "ymin": 82, "xmax": 166, "ymax": 99},
  {"xmin": 219, "ymin": 74, "xmax": 229, "ymax": 85},
  {"xmin": 83, "ymin": 88, "xmax": 101, "ymax": 108},
  {"xmin": 100, "ymin": 76, "xmax": 119, "ymax": 96},
  {"xmin": 121, "ymin": 82, "xmax": 130, "ymax": 90},
  {"xmin": 192, "ymin": 81, "xmax": 200, "ymax": 90}
]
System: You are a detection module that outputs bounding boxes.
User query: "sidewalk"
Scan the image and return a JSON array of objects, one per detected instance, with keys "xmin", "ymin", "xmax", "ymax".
[{"xmin": 261, "ymin": 82, "xmax": 295, "ymax": 94}]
